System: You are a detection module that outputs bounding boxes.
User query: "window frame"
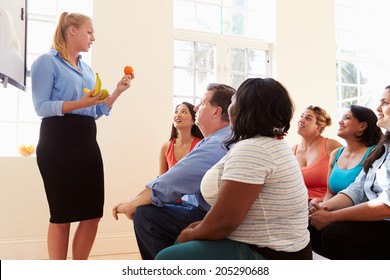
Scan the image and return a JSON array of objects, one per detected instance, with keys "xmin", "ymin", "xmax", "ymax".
[{"xmin": 173, "ymin": 29, "xmax": 272, "ymax": 106}]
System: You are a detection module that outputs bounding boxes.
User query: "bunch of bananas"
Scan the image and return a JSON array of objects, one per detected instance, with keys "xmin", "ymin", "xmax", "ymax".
[{"xmin": 83, "ymin": 73, "xmax": 109, "ymax": 100}]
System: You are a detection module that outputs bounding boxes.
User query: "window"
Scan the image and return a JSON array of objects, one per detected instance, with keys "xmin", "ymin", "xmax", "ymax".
[
  {"xmin": 173, "ymin": 0, "xmax": 274, "ymax": 106},
  {"xmin": 335, "ymin": 0, "xmax": 390, "ymax": 114},
  {"xmin": 0, "ymin": 0, "xmax": 92, "ymax": 156}
]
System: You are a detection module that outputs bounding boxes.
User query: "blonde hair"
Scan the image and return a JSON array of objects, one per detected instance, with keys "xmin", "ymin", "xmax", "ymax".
[
  {"xmin": 307, "ymin": 105, "xmax": 332, "ymax": 134},
  {"xmin": 52, "ymin": 12, "xmax": 91, "ymax": 63}
]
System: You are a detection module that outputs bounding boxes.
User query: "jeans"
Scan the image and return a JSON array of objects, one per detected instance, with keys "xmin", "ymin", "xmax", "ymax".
[{"xmin": 133, "ymin": 202, "xmax": 207, "ymax": 260}]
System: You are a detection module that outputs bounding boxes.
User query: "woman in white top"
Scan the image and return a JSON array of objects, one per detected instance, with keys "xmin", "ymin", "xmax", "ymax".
[{"xmin": 155, "ymin": 78, "xmax": 311, "ymax": 260}]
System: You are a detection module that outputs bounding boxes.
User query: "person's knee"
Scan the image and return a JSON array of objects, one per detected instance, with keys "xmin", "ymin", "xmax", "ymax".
[
  {"xmin": 320, "ymin": 223, "xmax": 348, "ymax": 256},
  {"xmin": 321, "ymin": 222, "xmax": 345, "ymax": 243},
  {"xmin": 155, "ymin": 247, "xmax": 172, "ymax": 260},
  {"xmin": 133, "ymin": 205, "xmax": 157, "ymax": 229}
]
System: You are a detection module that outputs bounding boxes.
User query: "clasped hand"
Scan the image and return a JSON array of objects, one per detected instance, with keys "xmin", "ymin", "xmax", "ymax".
[
  {"xmin": 177, "ymin": 221, "xmax": 201, "ymax": 244},
  {"xmin": 308, "ymin": 201, "xmax": 332, "ymax": 231}
]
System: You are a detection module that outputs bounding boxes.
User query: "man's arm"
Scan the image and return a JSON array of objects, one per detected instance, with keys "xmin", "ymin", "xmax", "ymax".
[
  {"xmin": 147, "ymin": 135, "xmax": 228, "ymax": 206},
  {"xmin": 112, "ymin": 188, "xmax": 152, "ymax": 220}
]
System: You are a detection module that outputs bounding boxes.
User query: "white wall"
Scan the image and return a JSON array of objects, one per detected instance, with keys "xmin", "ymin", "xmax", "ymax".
[
  {"xmin": 275, "ymin": 0, "xmax": 340, "ymax": 146},
  {"xmin": 0, "ymin": 0, "xmax": 340, "ymax": 259}
]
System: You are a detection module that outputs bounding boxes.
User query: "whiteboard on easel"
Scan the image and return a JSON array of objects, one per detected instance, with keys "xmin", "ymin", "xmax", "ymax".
[{"xmin": 0, "ymin": 0, "xmax": 27, "ymax": 91}]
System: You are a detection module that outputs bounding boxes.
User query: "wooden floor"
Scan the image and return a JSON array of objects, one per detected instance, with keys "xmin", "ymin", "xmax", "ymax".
[
  {"xmin": 87, "ymin": 251, "xmax": 326, "ymax": 260},
  {"xmin": 88, "ymin": 252, "xmax": 141, "ymax": 260},
  {"xmin": 88, "ymin": 252, "xmax": 326, "ymax": 260}
]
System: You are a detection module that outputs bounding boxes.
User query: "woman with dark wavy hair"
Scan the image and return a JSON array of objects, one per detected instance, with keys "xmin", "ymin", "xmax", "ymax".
[
  {"xmin": 156, "ymin": 78, "xmax": 312, "ymax": 260},
  {"xmin": 309, "ymin": 86, "xmax": 390, "ymax": 259},
  {"xmin": 310, "ymin": 105, "xmax": 382, "ymax": 206}
]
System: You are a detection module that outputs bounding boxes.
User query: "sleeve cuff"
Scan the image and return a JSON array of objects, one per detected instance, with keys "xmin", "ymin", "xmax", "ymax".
[
  {"xmin": 54, "ymin": 101, "xmax": 64, "ymax": 116},
  {"xmin": 377, "ymin": 190, "xmax": 390, "ymax": 207}
]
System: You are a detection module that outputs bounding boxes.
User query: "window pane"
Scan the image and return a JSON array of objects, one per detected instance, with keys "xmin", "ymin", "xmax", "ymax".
[
  {"xmin": 230, "ymin": 74, "xmax": 246, "ymax": 90},
  {"xmin": 337, "ymin": 30, "xmax": 357, "ymax": 55},
  {"xmin": 58, "ymin": 0, "xmax": 92, "ymax": 13},
  {"xmin": 336, "ymin": 61, "xmax": 340, "ymax": 82},
  {"xmin": 248, "ymin": 49, "xmax": 267, "ymax": 75},
  {"xmin": 173, "ymin": 0, "xmax": 195, "ymax": 29},
  {"xmin": 341, "ymin": 61, "xmax": 357, "ymax": 84},
  {"xmin": 230, "ymin": 48, "xmax": 245, "ymax": 71},
  {"xmin": 230, "ymin": 48, "xmax": 268, "ymax": 76},
  {"xmin": 359, "ymin": 63, "xmax": 374, "ymax": 85},
  {"xmin": 341, "ymin": 100, "xmax": 356, "ymax": 108},
  {"xmin": 174, "ymin": 0, "xmax": 274, "ymax": 38},
  {"xmin": 173, "ymin": 97, "xmax": 199, "ymax": 110},
  {"xmin": 246, "ymin": 10, "xmax": 263, "ymax": 38},
  {"xmin": 222, "ymin": 7, "xmax": 245, "ymax": 36},
  {"xmin": 174, "ymin": 68, "xmax": 194, "ymax": 95},
  {"xmin": 28, "ymin": 0, "xmax": 57, "ymax": 16},
  {"xmin": 195, "ymin": 70, "xmax": 216, "ymax": 97},
  {"xmin": 0, "ymin": 89, "xmax": 18, "ymax": 121},
  {"xmin": 174, "ymin": 41, "xmax": 195, "ymax": 68},
  {"xmin": 197, "ymin": 4, "xmax": 220, "ymax": 33},
  {"xmin": 174, "ymin": 39, "xmax": 216, "ymax": 102},
  {"xmin": 27, "ymin": 20, "xmax": 56, "ymax": 54},
  {"xmin": 341, "ymin": 86, "xmax": 358, "ymax": 99},
  {"xmin": 195, "ymin": 43, "xmax": 215, "ymax": 70},
  {"xmin": 222, "ymin": 0, "xmax": 245, "ymax": 8}
]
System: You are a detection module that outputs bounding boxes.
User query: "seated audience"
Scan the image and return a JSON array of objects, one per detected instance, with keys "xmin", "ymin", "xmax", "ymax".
[
  {"xmin": 112, "ymin": 83, "xmax": 236, "ymax": 259},
  {"xmin": 159, "ymin": 102, "xmax": 203, "ymax": 175},
  {"xmin": 155, "ymin": 77, "xmax": 312, "ymax": 260},
  {"xmin": 309, "ymin": 86, "xmax": 390, "ymax": 260},
  {"xmin": 292, "ymin": 105, "xmax": 342, "ymax": 201},
  {"xmin": 310, "ymin": 105, "xmax": 382, "ymax": 204}
]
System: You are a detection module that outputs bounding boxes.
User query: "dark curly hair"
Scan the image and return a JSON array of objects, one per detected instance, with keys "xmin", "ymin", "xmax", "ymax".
[{"xmin": 225, "ymin": 78, "xmax": 294, "ymax": 148}]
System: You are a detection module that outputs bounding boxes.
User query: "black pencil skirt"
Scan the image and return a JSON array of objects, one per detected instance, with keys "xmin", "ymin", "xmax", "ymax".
[{"xmin": 36, "ymin": 114, "xmax": 104, "ymax": 223}]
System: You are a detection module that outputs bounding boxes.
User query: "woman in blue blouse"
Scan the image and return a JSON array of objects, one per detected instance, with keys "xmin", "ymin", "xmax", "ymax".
[
  {"xmin": 309, "ymin": 87, "xmax": 390, "ymax": 259},
  {"xmin": 31, "ymin": 12, "xmax": 133, "ymax": 260}
]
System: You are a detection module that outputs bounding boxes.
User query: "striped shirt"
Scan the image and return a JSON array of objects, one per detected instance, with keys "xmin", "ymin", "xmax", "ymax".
[{"xmin": 201, "ymin": 136, "xmax": 310, "ymax": 252}]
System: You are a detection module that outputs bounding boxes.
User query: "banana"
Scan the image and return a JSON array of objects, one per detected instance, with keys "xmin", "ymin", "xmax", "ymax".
[
  {"xmin": 82, "ymin": 73, "xmax": 102, "ymax": 97},
  {"xmin": 82, "ymin": 88, "xmax": 91, "ymax": 95},
  {"xmin": 92, "ymin": 73, "xmax": 101, "ymax": 96}
]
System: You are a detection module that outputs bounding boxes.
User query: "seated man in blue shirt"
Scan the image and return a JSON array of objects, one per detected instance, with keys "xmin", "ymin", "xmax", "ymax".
[{"xmin": 113, "ymin": 83, "xmax": 235, "ymax": 259}]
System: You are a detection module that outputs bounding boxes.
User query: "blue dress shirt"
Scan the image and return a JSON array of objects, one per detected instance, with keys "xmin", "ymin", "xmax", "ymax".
[
  {"xmin": 31, "ymin": 49, "xmax": 110, "ymax": 119},
  {"xmin": 146, "ymin": 125, "xmax": 232, "ymax": 211}
]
